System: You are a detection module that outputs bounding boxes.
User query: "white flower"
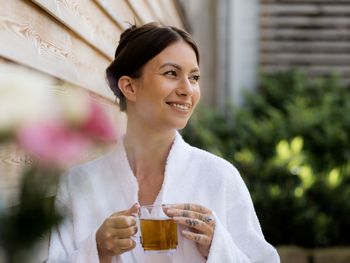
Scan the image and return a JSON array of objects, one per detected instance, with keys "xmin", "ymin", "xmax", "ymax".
[
  {"xmin": 54, "ymin": 83, "xmax": 90, "ymax": 125},
  {"xmin": 0, "ymin": 64, "xmax": 53, "ymax": 133}
]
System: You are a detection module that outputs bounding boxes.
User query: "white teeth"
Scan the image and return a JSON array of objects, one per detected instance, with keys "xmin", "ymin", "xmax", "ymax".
[{"xmin": 170, "ymin": 103, "xmax": 190, "ymax": 110}]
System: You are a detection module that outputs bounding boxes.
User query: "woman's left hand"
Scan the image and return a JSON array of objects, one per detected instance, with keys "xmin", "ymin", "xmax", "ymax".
[{"xmin": 166, "ymin": 203, "xmax": 215, "ymax": 259}]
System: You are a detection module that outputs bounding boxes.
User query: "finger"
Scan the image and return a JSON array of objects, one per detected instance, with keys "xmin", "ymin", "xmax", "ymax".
[
  {"xmin": 127, "ymin": 203, "xmax": 140, "ymax": 216},
  {"xmin": 115, "ymin": 238, "xmax": 136, "ymax": 249},
  {"xmin": 113, "ymin": 203, "xmax": 140, "ymax": 217},
  {"xmin": 182, "ymin": 230, "xmax": 211, "ymax": 247},
  {"xmin": 166, "ymin": 208, "xmax": 215, "ymax": 226},
  {"xmin": 168, "ymin": 203, "xmax": 211, "ymax": 214},
  {"xmin": 114, "ymin": 225, "xmax": 138, "ymax": 239},
  {"xmin": 98, "ymin": 224, "xmax": 137, "ymax": 243},
  {"xmin": 106, "ymin": 215, "xmax": 137, "ymax": 228},
  {"xmin": 112, "ymin": 237, "xmax": 136, "ymax": 252},
  {"xmin": 173, "ymin": 217, "xmax": 212, "ymax": 234}
]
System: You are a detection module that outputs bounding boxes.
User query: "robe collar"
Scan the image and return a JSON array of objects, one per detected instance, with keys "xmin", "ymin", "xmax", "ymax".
[{"xmin": 109, "ymin": 131, "xmax": 192, "ymax": 205}]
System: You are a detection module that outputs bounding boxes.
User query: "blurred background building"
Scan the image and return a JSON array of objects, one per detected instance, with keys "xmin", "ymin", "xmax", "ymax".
[{"xmin": 180, "ymin": 0, "xmax": 350, "ymax": 110}]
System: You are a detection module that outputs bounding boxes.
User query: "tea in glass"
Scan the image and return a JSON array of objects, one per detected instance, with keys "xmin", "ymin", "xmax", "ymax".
[{"xmin": 139, "ymin": 204, "xmax": 178, "ymax": 253}]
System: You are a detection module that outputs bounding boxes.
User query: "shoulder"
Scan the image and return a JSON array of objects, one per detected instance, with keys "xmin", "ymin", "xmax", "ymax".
[
  {"xmin": 186, "ymin": 141, "xmax": 249, "ymax": 192},
  {"xmin": 185, "ymin": 142, "xmax": 252, "ymax": 208},
  {"xmin": 62, "ymin": 146, "xmax": 118, "ymax": 188},
  {"xmin": 189, "ymin": 144, "xmax": 238, "ymax": 175}
]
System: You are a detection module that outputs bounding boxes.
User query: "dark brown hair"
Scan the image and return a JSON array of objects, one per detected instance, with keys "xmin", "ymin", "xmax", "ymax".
[{"xmin": 106, "ymin": 22, "xmax": 200, "ymax": 111}]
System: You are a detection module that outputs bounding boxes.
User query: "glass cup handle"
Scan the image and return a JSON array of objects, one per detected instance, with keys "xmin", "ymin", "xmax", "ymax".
[{"xmin": 134, "ymin": 215, "xmax": 141, "ymax": 245}]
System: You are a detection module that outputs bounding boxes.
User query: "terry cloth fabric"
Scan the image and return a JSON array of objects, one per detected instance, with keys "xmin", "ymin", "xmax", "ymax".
[{"xmin": 47, "ymin": 132, "xmax": 280, "ymax": 263}]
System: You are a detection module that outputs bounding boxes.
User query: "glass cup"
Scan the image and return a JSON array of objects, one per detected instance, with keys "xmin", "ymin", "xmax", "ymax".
[{"xmin": 138, "ymin": 204, "xmax": 178, "ymax": 253}]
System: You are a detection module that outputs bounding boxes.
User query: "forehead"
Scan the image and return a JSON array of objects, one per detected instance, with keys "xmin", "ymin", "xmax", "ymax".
[{"xmin": 146, "ymin": 41, "xmax": 199, "ymax": 70}]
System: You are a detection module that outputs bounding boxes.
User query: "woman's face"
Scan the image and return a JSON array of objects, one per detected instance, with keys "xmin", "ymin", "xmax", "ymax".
[{"xmin": 131, "ymin": 40, "xmax": 201, "ymax": 131}]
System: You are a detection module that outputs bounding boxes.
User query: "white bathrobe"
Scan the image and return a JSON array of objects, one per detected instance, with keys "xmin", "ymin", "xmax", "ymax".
[{"xmin": 47, "ymin": 133, "xmax": 280, "ymax": 263}]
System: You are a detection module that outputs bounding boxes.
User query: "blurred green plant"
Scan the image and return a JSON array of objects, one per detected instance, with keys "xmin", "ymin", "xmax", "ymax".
[
  {"xmin": 182, "ymin": 70, "xmax": 350, "ymax": 247},
  {"xmin": 0, "ymin": 166, "xmax": 61, "ymax": 263}
]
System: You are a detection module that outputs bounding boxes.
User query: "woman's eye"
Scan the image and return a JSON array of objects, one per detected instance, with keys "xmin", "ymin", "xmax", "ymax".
[
  {"xmin": 189, "ymin": 75, "xmax": 200, "ymax": 82},
  {"xmin": 164, "ymin": 70, "xmax": 177, "ymax": 77}
]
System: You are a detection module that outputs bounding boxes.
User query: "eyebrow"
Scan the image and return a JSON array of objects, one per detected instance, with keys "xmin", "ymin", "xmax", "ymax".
[{"xmin": 160, "ymin": 62, "xmax": 200, "ymax": 74}]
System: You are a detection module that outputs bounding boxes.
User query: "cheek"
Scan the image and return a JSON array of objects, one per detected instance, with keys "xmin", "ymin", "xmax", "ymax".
[{"xmin": 193, "ymin": 87, "xmax": 201, "ymax": 105}]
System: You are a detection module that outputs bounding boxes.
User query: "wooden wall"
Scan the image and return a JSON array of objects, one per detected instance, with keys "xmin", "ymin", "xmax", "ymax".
[
  {"xmin": 0, "ymin": 0, "xmax": 185, "ymax": 206},
  {"xmin": 260, "ymin": 0, "xmax": 350, "ymax": 84}
]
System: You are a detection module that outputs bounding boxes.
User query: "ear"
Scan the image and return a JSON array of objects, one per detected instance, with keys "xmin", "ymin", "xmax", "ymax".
[{"xmin": 118, "ymin": 76, "xmax": 137, "ymax": 102}]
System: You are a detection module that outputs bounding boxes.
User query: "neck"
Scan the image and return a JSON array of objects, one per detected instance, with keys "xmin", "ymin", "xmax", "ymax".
[{"xmin": 123, "ymin": 120, "xmax": 176, "ymax": 179}]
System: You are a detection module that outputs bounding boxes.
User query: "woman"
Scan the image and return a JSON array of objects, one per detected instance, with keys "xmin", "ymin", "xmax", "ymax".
[{"xmin": 48, "ymin": 23, "xmax": 280, "ymax": 263}]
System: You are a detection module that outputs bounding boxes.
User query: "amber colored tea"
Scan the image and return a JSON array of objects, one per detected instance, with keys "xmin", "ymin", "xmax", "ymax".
[{"xmin": 140, "ymin": 219, "xmax": 178, "ymax": 251}]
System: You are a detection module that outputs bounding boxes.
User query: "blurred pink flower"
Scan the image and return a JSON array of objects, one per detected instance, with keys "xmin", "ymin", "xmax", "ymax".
[
  {"xmin": 83, "ymin": 98, "xmax": 117, "ymax": 142},
  {"xmin": 16, "ymin": 99, "xmax": 117, "ymax": 167},
  {"xmin": 1, "ymin": 63, "xmax": 117, "ymax": 167},
  {"xmin": 17, "ymin": 121, "xmax": 90, "ymax": 167}
]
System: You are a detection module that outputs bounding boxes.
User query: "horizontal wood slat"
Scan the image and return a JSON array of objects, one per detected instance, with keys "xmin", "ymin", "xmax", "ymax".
[
  {"xmin": 159, "ymin": 0, "xmax": 183, "ymax": 28},
  {"xmin": 261, "ymin": 16, "xmax": 350, "ymax": 28},
  {"xmin": 260, "ymin": 41, "xmax": 350, "ymax": 53},
  {"xmin": 94, "ymin": 0, "xmax": 141, "ymax": 28},
  {"xmin": 128, "ymin": 0, "xmax": 155, "ymax": 24},
  {"xmin": 30, "ymin": 0, "xmax": 121, "ymax": 60},
  {"xmin": 261, "ymin": 28, "xmax": 350, "ymax": 41},
  {"xmin": 260, "ymin": 53, "xmax": 350, "ymax": 66},
  {"xmin": 261, "ymin": 65, "xmax": 350, "ymax": 76},
  {"xmin": 261, "ymin": 0, "xmax": 350, "ymax": 3},
  {"xmin": 261, "ymin": 4, "xmax": 350, "ymax": 16},
  {"xmin": 259, "ymin": 0, "xmax": 350, "ymax": 82},
  {"xmin": 145, "ymin": 0, "xmax": 166, "ymax": 22},
  {"xmin": 0, "ymin": 0, "xmax": 113, "ymax": 99}
]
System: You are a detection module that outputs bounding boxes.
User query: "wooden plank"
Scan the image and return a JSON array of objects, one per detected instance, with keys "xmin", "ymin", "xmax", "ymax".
[
  {"xmin": 261, "ymin": 0, "xmax": 350, "ymax": 3},
  {"xmin": 30, "ymin": 0, "xmax": 122, "ymax": 60},
  {"xmin": 260, "ymin": 28, "xmax": 350, "ymax": 41},
  {"xmin": 127, "ymin": 0, "xmax": 155, "ymax": 24},
  {"xmin": 94, "ymin": 0, "xmax": 141, "ymax": 29},
  {"xmin": 261, "ymin": 4, "xmax": 350, "ymax": 16},
  {"xmin": 145, "ymin": 0, "xmax": 165, "ymax": 22},
  {"xmin": 261, "ymin": 65, "xmax": 350, "ymax": 76},
  {"xmin": 157, "ymin": 0, "xmax": 183, "ymax": 27},
  {"xmin": 261, "ymin": 16, "xmax": 350, "ymax": 28},
  {"xmin": 260, "ymin": 41, "xmax": 350, "ymax": 53},
  {"xmin": 0, "ymin": 142, "xmax": 27, "ymax": 207},
  {"xmin": 0, "ymin": 0, "xmax": 113, "ymax": 100},
  {"xmin": 260, "ymin": 53, "xmax": 350, "ymax": 65}
]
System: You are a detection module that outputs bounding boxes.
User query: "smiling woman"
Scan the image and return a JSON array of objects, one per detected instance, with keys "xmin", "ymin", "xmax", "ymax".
[
  {"xmin": 47, "ymin": 23, "xmax": 280, "ymax": 263},
  {"xmin": 120, "ymin": 40, "xmax": 200, "ymax": 131}
]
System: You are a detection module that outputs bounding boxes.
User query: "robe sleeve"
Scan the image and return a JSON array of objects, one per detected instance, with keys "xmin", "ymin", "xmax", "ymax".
[
  {"xmin": 46, "ymin": 174, "xmax": 104, "ymax": 263},
  {"xmin": 206, "ymin": 169, "xmax": 280, "ymax": 263}
]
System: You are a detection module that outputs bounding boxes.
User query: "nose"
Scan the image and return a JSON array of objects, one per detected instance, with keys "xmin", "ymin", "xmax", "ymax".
[{"xmin": 176, "ymin": 77, "xmax": 193, "ymax": 97}]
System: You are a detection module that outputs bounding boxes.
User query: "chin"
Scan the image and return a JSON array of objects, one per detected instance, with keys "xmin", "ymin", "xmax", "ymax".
[
  {"xmin": 174, "ymin": 120, "xmax": 189, "ymax": 131},
  {"xmin": 163, "ymin": 116, "xmax": 191, "ymax": 131}
]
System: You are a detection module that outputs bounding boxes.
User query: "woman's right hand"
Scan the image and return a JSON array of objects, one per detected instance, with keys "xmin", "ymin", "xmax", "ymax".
[{"xmin": 96, "ymin": 203, "xmax": 139, "ymax": 263}]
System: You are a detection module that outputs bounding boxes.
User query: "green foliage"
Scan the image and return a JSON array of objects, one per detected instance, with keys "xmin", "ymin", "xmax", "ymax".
[
  {"xmin": 182, "ymin": 70, "xmax": 350, "ymax": 247},
  {"xmin": 0, "ymin": 166, "xmax": 62, "ymax": 262}
]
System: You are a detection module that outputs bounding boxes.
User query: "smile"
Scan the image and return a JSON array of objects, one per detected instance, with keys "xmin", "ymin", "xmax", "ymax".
[{"xmin": 167, "ymin": 102, "xmax": 191, "ymax": 111}]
